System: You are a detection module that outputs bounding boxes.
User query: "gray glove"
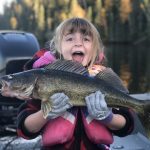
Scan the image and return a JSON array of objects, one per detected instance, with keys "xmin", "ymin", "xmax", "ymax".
[
  {"xmin": 47, "ymin": 93, "xmax": 72, "ymax": 119},
  {"xmin": 85, "ymin": 91, "xmax": 113, "ymax": 123}
]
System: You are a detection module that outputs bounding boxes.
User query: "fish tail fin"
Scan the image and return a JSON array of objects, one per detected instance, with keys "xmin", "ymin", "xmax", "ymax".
[
  {"xmin": 41, "ymin": 101, "xmax": 52, "ymax": 119},
  {"xmin": 144, "ymin": 104, "xmax": 150, "ymax": 138},
  {"xmin": 138, "ymin": 103, "xmax": 150, "ymax": 138}
]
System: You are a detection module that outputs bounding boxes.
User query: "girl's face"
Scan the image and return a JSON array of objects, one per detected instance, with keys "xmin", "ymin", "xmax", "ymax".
[{"xmin": 61, "ymin": 32, "xmax": 93, "ymax": 66}]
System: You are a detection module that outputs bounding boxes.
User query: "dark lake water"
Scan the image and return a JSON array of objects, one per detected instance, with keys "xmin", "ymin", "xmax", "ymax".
[{"xmin": 105, "ymin": 43, "xmax": 150, "ymax": 94}]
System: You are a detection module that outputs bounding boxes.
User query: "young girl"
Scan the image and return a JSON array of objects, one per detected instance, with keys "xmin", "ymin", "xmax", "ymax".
[{"xmin": 17, "ymin": 18, "xmax": 134, "ymax": 150}]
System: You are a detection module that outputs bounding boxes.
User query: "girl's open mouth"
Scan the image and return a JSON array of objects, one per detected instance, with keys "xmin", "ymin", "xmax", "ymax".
[{"xmin": 72, "ymin": 51, "xmax": 84, "ymax": 63}]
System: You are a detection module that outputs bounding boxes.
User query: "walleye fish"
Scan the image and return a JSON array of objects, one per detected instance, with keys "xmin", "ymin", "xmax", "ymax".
[{"xmin": 0, "ymin": 60, "xmax": 150, "ymax": 137}]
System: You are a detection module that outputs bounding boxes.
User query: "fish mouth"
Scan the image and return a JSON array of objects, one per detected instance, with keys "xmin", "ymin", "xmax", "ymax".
[
  {"xmin": 0, "ymin": 78, "xmax": 33, "ymax": 100},
  {"xmin": 0, "ymin": 80, "xmax": 10, "ymax": 95},
  {"xmin": 72, "ymin": 51, "xmax": 85, "ymax": 63},
  {"xmin": 16, "ymin": 95, "xmax": 32, "ymax": 100},
  {"xmin": 0, "ymin": 80, "xmax": 6, "ymax": 92}
]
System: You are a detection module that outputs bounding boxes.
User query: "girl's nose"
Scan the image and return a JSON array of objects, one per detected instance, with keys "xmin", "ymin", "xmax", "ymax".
[{"xmin": 74, "ymin": 39, "xmax": 83, "ymax": 47}]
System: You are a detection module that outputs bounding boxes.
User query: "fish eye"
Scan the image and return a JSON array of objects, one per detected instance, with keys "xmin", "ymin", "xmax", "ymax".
[{"xmin": 7, "ymin": 75, "xmax": 13, "ymax": 79}]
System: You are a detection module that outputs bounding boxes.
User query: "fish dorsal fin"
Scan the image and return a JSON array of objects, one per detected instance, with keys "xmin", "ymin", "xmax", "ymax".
[
  {"xmin": 96, "ymin": 68, "xmax": 129, "ymax": 93},
  {"xmin": 44, "ymin": 60, "xmax": 88, "ymax": 75}
]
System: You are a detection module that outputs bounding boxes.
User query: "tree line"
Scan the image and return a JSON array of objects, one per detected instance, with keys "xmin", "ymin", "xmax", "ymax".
[{"xmin": 0, "ymin": 0, "xmax": 150, "ymax": 45}]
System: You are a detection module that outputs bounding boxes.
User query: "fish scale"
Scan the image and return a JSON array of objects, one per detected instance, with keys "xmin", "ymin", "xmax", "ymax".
[{"xmin": 0, "ymin": 60, "xmax": 150, "ymax": 137}]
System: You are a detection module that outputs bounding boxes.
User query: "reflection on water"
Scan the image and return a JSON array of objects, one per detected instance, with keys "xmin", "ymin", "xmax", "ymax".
[{"xmin": 105, "ymin": 43, "xmax": 150, "ymax": 93}]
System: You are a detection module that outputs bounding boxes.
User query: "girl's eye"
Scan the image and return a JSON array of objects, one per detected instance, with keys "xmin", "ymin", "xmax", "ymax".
[
  {"xmin": 83, "ymin": 37, "xmax": 91, "ymax": 41},
  {"xmin": 66, "ymin": 37, "xmax": 73, "ymax": 41},
  {"xmin": 84, "ymin": 38, "xmax": 89, "ymax": 41}
]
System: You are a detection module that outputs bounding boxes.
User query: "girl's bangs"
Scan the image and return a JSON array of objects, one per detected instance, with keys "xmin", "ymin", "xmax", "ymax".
[{"xmin": 63, "ymin": 18, "xmax": 93, "ymax": 36}]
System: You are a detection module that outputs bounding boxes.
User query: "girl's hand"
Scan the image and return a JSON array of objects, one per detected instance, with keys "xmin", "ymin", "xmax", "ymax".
[
  {"xmin": 47, "ymin": 93, "xmax": 72, "ymax": 119},
  {"xmin": 85, "ymin": 91, "xmax": 113, "ymax": 123}
]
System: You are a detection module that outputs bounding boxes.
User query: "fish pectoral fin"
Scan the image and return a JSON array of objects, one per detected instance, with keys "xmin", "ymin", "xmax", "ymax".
[{"xmin": 41, "ymin": 101, "xmax": 52, "ymax": 119}]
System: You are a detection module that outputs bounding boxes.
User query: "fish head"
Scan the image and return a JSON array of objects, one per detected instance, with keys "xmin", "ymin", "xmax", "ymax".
[{"xmin": 0, "ymin": 71, "xmax": 37, "ymax": 100}]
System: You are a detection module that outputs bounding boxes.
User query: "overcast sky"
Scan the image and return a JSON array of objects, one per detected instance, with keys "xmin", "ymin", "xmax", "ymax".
[{"xmin": 0, "ymin": 0, "xmax": 15, "ymax": 14}]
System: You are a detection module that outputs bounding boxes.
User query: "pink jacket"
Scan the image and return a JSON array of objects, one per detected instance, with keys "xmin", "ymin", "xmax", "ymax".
[{"xmin": 32, "ymin": 51, "xmax": 56, "ymax": 68}]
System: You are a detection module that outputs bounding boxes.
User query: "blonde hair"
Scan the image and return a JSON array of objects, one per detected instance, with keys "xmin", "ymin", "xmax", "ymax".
[{"xmin": 50, "ymin": 17, "xmax": 105, "ymax": 66}]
